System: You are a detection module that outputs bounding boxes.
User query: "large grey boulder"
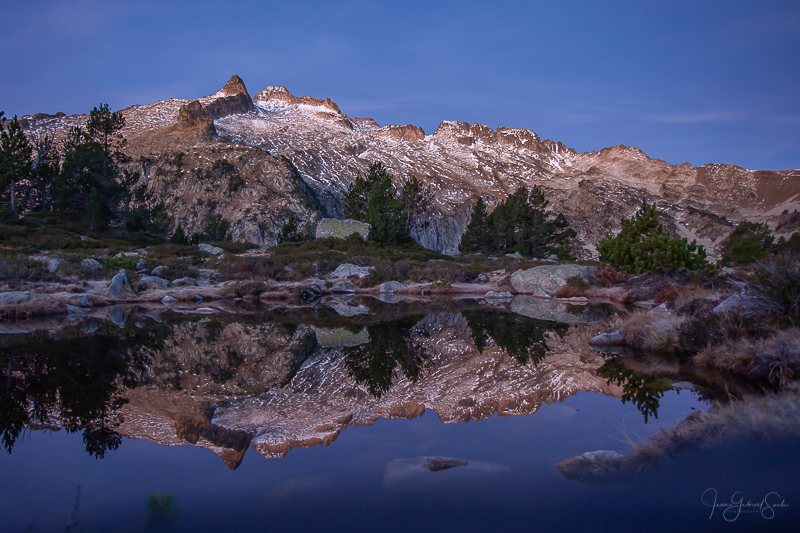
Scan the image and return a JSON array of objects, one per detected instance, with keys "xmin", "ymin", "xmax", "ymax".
[
  {"xmin": 315, "ymin": 218, "xmax": 371, "ymax": 240},
  {"xmin": 556, "ymin": 450, "xmax": 634, "ymax": 486},
  {"xmin": 104, "ymin": 271, "xmax": 132, "ymax": 299},
  {"xmin": 199, "ymin": 243, "xmax": 225, "ymax": 255},
  {"xmin": 150, "ymin": 265, "xmax": 169, "ymax": 277},
  {"xmin": 80, "ymin": 258, "xmax": 103, "ymax": 273},
  {"xmin": 329, "ymin": 263, "xmax": 375, "ymax": 279},
  {"xmin": 712, "ymin": 293, "xmax": 755, "ymax": 315},
  {"xmin": 378, "ymin": 281, "xmax": 406, "ymax": 293},
  {"xmin": 510, "ymin": 264, "xmax": 596, "ymax": 297}
]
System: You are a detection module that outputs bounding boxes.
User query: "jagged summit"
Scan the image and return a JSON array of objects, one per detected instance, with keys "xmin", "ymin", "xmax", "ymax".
[
  {"xmin": 254, "ymin": 85, "xmax": 342, "ymax": 114},
  {"xmin": 218, "ymin": 74, "xmax": 251, "ymax": 98}
]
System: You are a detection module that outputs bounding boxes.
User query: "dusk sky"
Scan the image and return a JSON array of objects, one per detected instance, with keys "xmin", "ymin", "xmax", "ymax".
[{"xmin": 1, "ymin": 0, "xmax": 798, "ymax": 170}]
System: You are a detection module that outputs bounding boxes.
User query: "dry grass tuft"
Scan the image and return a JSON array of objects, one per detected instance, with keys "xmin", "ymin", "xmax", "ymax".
[
  {"xmin": 619, "ymin": 310, "xmax": 686, "ymax": 353},
  {"xmin": 632, "ymin": 387, "xmax": 800, "ymax": 469},
  {"xmin": 694, "ymin": 329, "xmax": 800, "ymax": 387}
]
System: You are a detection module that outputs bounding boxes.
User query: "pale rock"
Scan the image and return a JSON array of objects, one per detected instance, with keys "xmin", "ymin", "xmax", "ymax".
[
  {"xmin": 329, "ymin": 263, "xmax": 374, "ymax": 279},
  {"xmin": 510, "ymin": 264, "xmax": 596, "ymax": 296},
  {"xmin": 378, "ymin": 281, "xmax": 406, "ymax": 293},
  {"xmin": 315, "ymin": 218, "xmax": 371, "ymax": 240},
  {"xmin": 199, "ymin": 243, "xmax": 225, "ymax": 255}
]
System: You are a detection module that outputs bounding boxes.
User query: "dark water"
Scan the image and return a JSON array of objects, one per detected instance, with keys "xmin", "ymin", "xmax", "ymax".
[{"xmin": 1, "ymin": 299, "xmax": 798, "ymax": 532}]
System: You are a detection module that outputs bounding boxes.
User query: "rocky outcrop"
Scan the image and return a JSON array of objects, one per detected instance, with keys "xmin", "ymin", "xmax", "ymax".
[
  {"xmin": 177, "ymin": 75, "xmax": 255, "ymax": 132},
  {"xmin": 510, "ymin": 264, "xmax": 597, "ymax": 297},
  {"xmin": 315, "ymin": 218, "xmax": 371, "ymax": 240},
  {"xmin": 378, "ymin": 124, "xmax": 426, "ymax": 142},
  {"xmin": 254, "ymin": 86, "xmax": 342, "ymax": 114}
]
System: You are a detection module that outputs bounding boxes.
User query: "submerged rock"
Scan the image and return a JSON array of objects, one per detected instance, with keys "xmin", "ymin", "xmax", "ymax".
[
  {"xmin": 556, "ymin": 450, "xmax": 634, "ymax": 486},
  {"xmin": 422, "ymin": 457, "xmax": 469, "ymax": 472}
]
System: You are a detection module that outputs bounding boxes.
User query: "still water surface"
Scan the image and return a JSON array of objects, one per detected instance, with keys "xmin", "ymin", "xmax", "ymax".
[{"xmin": 1, "ymin": 299, "xmax": 797, "ymax": 532}]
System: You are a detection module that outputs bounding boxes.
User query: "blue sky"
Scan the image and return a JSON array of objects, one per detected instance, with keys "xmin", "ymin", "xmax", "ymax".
[{"xmin": 1, "ymin": 0, "xmax": 798, "ymax": 170}]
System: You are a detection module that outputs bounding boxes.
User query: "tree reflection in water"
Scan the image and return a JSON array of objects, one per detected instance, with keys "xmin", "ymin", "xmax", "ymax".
[
  {"xmin": 342, "ymin": 315, "xmax": 429, "ymax": 398},
  {"xmin": 0, "ymin": 323, "xmax": 160, "ymax": 457},
  {"xmin": 597, "ymin": 354, "xmax": 675, "ymax": 423},
  {"xmin": 463, "ymin": 310, "xmax": 568, "ymax": 365}
]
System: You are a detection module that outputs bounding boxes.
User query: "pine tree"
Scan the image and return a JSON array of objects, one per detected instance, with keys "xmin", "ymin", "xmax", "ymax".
[
  {"xmin": 87, "ymin": 103, "xmax": 126, "ymax": 180},
  {"xmin": 0, "ymin": 114, "xmax": 33, "ymax": 217},
  {"xmin": 459, "ymin": 185, "xmax": 575, "ymax": 258},
  {"xmin": 399, "ymin": 176, "xmax": 434, "ymax": 233},
  {"xmin": 459, "ymin": 196, "xmax": 490, "ymax": 253},
  {"xmin": 343, "ymin": 162, "xmax": 410, "ymax": 244},
  {"xmin": 597, "ymin": 200, "xmax": 708, "ymax": 273}
]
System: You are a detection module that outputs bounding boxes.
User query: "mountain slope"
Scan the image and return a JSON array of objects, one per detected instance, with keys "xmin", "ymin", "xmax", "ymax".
[{"xmin": 21, "ymin": 75, "xmax": 800, "ymax": 255}]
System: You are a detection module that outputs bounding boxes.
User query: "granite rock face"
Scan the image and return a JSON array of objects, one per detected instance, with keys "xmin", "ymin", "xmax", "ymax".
[
  {"xmin": 510, "ymin": 264, "xmax": 596, "ymax": 296},
  {"xmin": 315, "ymin": 218, "xmax": 371, "ymax": 240}
]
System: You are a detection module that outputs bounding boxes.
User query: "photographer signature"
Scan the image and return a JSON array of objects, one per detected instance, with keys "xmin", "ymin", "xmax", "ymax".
[{"xmin": 701, "ymin": 488, "xmax": 789, "ymax": 521}]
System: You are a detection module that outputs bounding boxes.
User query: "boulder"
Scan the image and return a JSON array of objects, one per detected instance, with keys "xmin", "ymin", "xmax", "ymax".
[
  {"xmin": 67, "ymin": 295, "xmax": 92, "ymax": 308},
  {"xmin": 506, "ymin": 252, "xmax": 523, "ymax": 259},
  {"xmin": 139, "ymin": 275, "xmax": 171, "ymax": 289},
  {"xmin": 172, "ymin": 276, "xmax": 197, "ymax": 286},
  {"xmin": 161, "ymin": 295, "xmax": 178, "ymax": 305},
  {"xmin": 29, "ymin": 255, "xmax": 64, "ymax": 273},
  {"xmin": 104, "ymin": 271, "xmax": 131, "ymax": 299},
  {"xmin": 589, "ymin": 330, "xmax": 625, "ymax": 345},
  {"xmin": 0, "ymin": 291, "xmax": 33, "ymax": 306},
  {"xmin": 556, "ymin": 450, "xmax": 634, "ymax": 486},
  {"xmin": 150, "ymin": 265, "xmax": 169, "ymax": 277},
  {"xmin": 422, "ymin": 457, "xmax": 469, "ymax": 472},
  {"xmin": 329, "ymin": 263, "xmax": 374, "ymax": 279},
  {"xmin": 199, "ymin": 243, "xmax": 225, "ymax": 255},
  {"xmin": 80, "ymin": 258, "xmax": 103, "ymax": 273},
  {"xmin": 315, "ymin": 218, "xmax": 371, "ymax": 240},
  {"xmin": 135, "ymin": 258, "xmax": 148, "ymax": 270},
  {"xmin": 510, "ymin": 264, "xmax": 596, "ymax": 297},
  {"xmin": 712, "ymin": 293, "xmax": 755, "ymax": 315},
  {"xmin": 378, "ymin": 281, "xmax": 406, "ymax": 293}
]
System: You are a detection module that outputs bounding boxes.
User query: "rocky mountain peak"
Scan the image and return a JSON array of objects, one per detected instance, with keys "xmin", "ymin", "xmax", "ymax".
[
  {"xmin": 219, "ymin": 74, "xmax": 251, "ymax": 98},
  {"xmin": 253, "ymin": 85, "xmax": 342, "ymax": 114}
]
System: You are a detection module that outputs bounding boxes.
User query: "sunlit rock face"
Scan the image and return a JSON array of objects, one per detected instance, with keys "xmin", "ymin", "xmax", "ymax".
[{"xmin": 20, "ymin": 76, "xmax": 799, "ymax": 255}]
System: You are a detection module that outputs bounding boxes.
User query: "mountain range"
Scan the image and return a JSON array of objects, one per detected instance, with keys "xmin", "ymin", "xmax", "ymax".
[{"xmin": 21, "ymin": 75, "xmax": 800, "ymax": 257}]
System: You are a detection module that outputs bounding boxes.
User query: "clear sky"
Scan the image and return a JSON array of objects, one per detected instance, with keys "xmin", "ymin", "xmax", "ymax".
[{"xmin": 1, "ymin": 0, "xmax": 798, "ymax": 170}]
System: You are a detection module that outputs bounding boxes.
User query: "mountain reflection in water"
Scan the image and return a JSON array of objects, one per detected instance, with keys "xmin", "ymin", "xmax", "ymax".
[{"xmin": 1, "ymin": 301, "xmax": 618, "ymax": 464}]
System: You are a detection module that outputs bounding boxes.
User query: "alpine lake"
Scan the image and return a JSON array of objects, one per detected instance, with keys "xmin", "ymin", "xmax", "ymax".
[{"xmin": 1, "ymin": 294, "xmax": 798, "ymax": 532}]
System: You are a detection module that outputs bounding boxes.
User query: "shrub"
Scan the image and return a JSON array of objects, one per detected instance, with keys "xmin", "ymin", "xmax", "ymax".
[
  {"xmin": 718, "ymin": 221, "xmax": 774, "ymax": 266},
  {"xmin": 736, "ymin": 253, "xmax": 800, "ymax": 326},
  {"xmin": 598, "ymin": 200, "xmax": 708, "ymax": 274},
  {"xmin": 555, "ymin": 276, "xmax": 588, "ymax": 298}
]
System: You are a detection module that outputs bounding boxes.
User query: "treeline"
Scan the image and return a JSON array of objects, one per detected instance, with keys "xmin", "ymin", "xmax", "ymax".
[
  {"xmin": 459, "ymin": 186, "xmax": 576, "ymax": 259},
  {"xmin": 598, "ymin": 200, "xmax": 799, "ymax": 274},
  {"xmin": 0, "ymin": 106, "xmax": 165, "ymax": 237}
]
